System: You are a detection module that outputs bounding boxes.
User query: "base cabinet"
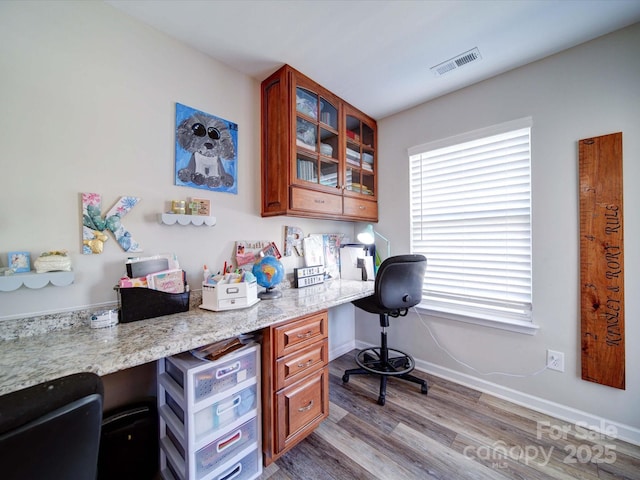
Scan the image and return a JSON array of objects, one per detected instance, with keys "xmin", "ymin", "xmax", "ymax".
[{"xmin": 261, "ymin": 310, "xmax": 329, "ymax": 465}]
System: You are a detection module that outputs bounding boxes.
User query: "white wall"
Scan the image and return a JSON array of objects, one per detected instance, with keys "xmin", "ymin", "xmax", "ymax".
[
  {"xmin": 0, "ymin": 1, "xmax": 355, "ymax": 320},
  {"xmin": 366, "ymin": 23, "xmax": 640, "ymax": 440}
]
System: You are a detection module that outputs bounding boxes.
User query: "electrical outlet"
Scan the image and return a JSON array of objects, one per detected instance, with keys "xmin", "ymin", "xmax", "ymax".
[{"xmin": 547, "ymin": 349, "xmax": 565, "ymax": 372}]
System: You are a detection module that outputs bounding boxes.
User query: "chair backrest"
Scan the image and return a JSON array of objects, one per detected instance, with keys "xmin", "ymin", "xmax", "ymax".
[
  {"xmin": 374, "ymin": 254, "xmax": 427, "ymax": 311},
  {"xmin": 0, "ymin": 372, "xmax": 103, "ymax": 480}
]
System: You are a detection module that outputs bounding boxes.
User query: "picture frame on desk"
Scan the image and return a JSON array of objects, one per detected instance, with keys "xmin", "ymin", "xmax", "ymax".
[{"xmin": 8, "ymin": 251, "xmax": 30, "ymax": 273}]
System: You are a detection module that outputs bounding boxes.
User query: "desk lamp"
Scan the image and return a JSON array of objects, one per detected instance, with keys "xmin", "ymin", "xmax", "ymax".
[{"xmin": 357, "ymin": 224, "xmax": 391, "ymax": 260}]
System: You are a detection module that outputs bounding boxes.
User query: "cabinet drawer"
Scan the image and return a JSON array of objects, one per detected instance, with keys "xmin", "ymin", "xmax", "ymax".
[
  {"xmin": 276, "ymin": 338, "xmax": 328, "ymax": 390},
  {"xmin": 275, "ymin": 368, "xmax": 328, "ymax": 453},
  {"xmin": 290, "ymin": 186, "xmax": 342, "ymax": 215},
  {"xmin": 343, "ymin": 196, "xmax": 378, "ymax": 220},
  {"xmin": 274, "ymin": 310, "xmax": 328, "ymax": 358}
]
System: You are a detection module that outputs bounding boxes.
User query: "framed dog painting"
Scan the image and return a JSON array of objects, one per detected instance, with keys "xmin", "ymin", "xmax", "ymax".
[{"xmin": 174, "ymin": 103, "xmax": 238, "ymax": 194}]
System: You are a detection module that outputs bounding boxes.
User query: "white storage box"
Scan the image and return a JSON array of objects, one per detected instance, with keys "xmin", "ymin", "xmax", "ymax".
[{"xmin": 200, "ymin": 281, "xmax": 259, "ymax": 311}]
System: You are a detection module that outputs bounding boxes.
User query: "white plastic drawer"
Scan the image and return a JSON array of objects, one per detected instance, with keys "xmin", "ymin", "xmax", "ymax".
[
  {"xmin": 193, "ymin": 352, "xmax": 257, "ymax": 402},
  {"xmin": 210, "ymin": 446, "xmax": 260, "ymax": 480},
  {"xmin": 196, "ymin": 417, "xmax": 258, "ymax": 478},
  {"xmin": 161, "ymin": 442, "xmax": 260, "ymax": 480},
  {"xmin": 163, "ymin": 346, "xmax": 258, "ymax": 404},
  {"xmin": 193, "ymin": 382, "xmax": 257, "ymax": 440}
]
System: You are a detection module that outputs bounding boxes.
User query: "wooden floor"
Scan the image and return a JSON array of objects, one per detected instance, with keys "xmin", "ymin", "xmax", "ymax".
[{"xmin": 260, "ymin": 351, "xmax": 640, "ymax": 480}]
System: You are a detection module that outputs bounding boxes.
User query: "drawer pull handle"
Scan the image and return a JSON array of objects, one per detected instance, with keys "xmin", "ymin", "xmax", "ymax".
[
  {"xmin": 296, "ymin": 331, "xmax": 312, "ymax": 339},
  {"xmin": 297, "ymin": 359, "xmax": 313, "ymax": 368},
  {"xmin": 314, "ymin": 199, "xmax": 325, "ymax": 204},
  {"xmin": 217, "ymin": 462, "xmax": 242, "ymax": 480},
  {"xmin": 298, "ymin": 400, "xmax": 314, "ymax": 412},
  {"xmin": 359, "ymin": 205, "xmax": 365, "ymax": 210},
  {"xmin": 216, "ymin": 361, "xmax": 240, "ymax": 379},
  {"xmin": 216, "ymin": 429, "xmax": 242, "ymax": 453},
  {"xmin": 216, "ymin": 395, "xmax": 241, "ymax": 415}
]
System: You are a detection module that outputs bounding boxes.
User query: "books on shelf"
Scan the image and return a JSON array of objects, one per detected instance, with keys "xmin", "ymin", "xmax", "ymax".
[
  {"xmin": 346, "ymin": 130, "xmax": 360, "ymax": 142},
  {"xmin": 346, "ymin": 147, "xmax": 360, "ymax": 160},
  {"xmin": 297, "ymin": 159, "xmax": 318, "ymax": 182}
]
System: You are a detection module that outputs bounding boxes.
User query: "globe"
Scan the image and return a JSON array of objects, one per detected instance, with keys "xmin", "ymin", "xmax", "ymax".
[{"xmin": 252, "ymin": 255, "xmax": 285, "ymax": 299}]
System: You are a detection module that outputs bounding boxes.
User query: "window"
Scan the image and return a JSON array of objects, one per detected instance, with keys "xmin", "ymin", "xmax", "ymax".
[{"xmin": 409, "ymin": 118, "xmax": 534, "ymax": 331}]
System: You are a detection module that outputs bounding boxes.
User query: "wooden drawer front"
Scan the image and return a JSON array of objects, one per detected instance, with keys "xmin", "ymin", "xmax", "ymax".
[
  {"xmin": 276, "ymin": 368, "xmax": 328, "ymax": 453},
  {"xmin": 290, "ymin": 187, "xmax": 342, "ymax": 216},
  {"xmin": 343, "ymin": 197, "xmax": 378, "ymax": 220},
  {"xmin": 274, "ymin": 311, "xmax": 327, "ymax": 358},
  {"xmin": 276, "ymin": 338, "xmax": 328, "ymax": 390}
]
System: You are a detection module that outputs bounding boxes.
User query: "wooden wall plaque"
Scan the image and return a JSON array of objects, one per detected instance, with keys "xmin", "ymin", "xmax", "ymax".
[{"xmin": 579, "ymin": 132, "xmax": 625, "ymax": 389}]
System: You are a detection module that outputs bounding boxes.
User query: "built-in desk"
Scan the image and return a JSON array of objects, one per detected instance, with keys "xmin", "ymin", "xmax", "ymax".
[{"xmin": 0, "ymin": 279, "xmax": 373, "ymax": 397}]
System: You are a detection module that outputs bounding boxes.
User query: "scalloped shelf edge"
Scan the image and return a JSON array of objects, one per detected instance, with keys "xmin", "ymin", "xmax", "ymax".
[
  {"xmin": 158, "ymin": 213, "xmax": 217, "ymax": 226},
  {"xmin": 0, "ymin": 271, "xmax": 75, "ymax": 292}
]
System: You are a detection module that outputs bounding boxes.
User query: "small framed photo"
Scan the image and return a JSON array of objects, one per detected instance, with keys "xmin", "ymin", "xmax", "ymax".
[
  {"xmin": 189, "ymin": 198, "xmax": 211, "ymax": 216},
  {"xmin": 8, "ymin": 251, "xmax": 31, "ymax": 273}
]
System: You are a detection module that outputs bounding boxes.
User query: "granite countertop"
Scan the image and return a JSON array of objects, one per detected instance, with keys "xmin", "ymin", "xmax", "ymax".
[{"xmin": 0, "ymin": 279, "xmax": 373, "ymax": 396}]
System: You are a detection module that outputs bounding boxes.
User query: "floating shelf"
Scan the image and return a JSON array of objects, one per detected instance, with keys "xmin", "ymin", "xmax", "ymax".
[
  {"xmin": 158, "ymin": 213, "xmax": 216, "ymax": 226},
  {"xmin": 0, "ymin": 271, "xmax": 75, "ymax": 292}
]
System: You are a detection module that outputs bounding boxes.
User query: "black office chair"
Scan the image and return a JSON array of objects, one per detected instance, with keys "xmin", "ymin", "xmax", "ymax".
[
  {"xmin": 342, "ymin": 254, "xmax": 428, "ymax": 406},
  {"xmin": 0, "ymin": 372, "xmax": 104, "ymax": 480}
]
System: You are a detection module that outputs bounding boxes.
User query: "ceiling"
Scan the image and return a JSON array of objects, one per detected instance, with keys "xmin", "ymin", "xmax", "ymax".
[{"xmin": 105, "ymin": 0, "xmax": 640, "ymax": 120}]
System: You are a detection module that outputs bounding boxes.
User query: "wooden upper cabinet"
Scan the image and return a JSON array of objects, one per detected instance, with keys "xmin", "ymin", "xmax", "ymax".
[{"xmin": 261, "ymin": 64, "xmax": 378, "ymax": 222}]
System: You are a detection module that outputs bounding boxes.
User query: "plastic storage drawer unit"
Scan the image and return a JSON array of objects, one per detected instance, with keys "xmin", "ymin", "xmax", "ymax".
[{"xmin": 158, "ymin": 344, "xmax": 261, "ymax": 480}]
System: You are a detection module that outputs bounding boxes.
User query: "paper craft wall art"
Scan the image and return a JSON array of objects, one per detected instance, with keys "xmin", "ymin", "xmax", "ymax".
[
  {"xmin": 82, "ymin": 192, "xmax": 142, "ymax": 254},
  {"xmin": 235, "ymin": 240, "xmax": 281, "ymax": 271},
  {"xmin": 284, "ymin": 226, "xmax": 304, "ymax": 256},
  {"xmin": 175, "ymin": 103, "xmax": 238, "ymax": 194}
]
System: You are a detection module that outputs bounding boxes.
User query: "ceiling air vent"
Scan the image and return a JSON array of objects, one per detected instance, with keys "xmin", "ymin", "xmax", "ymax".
[{"xmin": 431, "ymin": 48, "xmax": 482, "ymax": 77}]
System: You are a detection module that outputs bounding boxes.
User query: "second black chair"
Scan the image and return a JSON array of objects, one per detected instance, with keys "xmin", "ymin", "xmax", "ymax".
[
  {"xmin": 0, "ymin": 372, "xmax": 104, "ymax": 480},
  {"xmin": 342, "ymin": 254, "xmax": 428, "ymax": 406}
]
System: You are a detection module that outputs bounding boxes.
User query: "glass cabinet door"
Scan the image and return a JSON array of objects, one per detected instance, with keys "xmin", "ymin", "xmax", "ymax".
[
  {"xmin": 295, "ymin": 86, "xmax": 340, "ymax": 189},
  {"xmin": 345, "ymin": 114, "xmax": 375, "ymax": 196}
]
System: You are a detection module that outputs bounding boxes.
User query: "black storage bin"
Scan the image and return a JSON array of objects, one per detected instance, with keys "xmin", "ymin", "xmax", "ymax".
[
  {"xmin": 116, "ymin": 286, "xmax": 189, "ymax": 323},
  {"xmin": 98, "ymin": 401, "xmax": 159, "ymax": 480}
]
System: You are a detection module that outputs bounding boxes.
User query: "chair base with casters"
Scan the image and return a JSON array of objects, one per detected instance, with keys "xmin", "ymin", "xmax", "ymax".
[
  {"xmin": 342, "ymin": 309, "xmax": 428, "ymax": 406},
  {"xmin": 342, "ymin": 254, "xmax": 428, "ymax": 406}
]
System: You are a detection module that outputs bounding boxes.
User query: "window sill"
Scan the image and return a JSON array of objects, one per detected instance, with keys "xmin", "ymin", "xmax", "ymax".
[{"xmin": 415, "ymin": 305, "xmax": 540, "ymax": 335}]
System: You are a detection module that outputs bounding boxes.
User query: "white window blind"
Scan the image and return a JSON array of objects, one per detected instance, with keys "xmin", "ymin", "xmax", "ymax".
[{"xmin": 409, "ymin": 121, "xmax": 532, "ymax": 323}]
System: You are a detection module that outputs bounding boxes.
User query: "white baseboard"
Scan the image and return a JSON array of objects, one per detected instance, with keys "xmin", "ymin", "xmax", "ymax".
[
  {"xmin": 354, "ymin": 340, "xmax": 640, "ymax": 446},
  {"xmin": 329, "ymin": 340, "xmax": 357, "ymax": 363}
]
